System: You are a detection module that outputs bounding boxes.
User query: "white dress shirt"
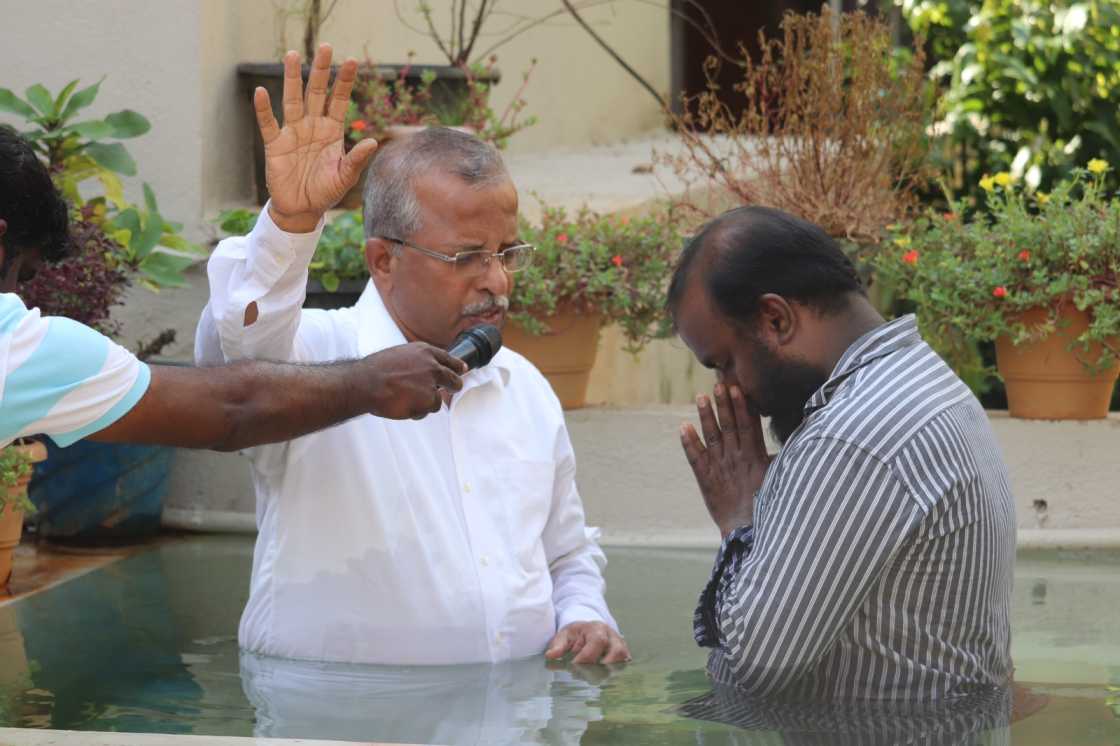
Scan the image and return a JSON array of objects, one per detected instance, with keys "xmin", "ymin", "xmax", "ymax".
[{"xmin": 195, "ymin": 207, "xmax": 618, "ymax": 665}]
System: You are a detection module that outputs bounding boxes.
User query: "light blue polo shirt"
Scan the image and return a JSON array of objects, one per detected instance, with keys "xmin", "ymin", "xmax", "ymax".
[{"xmin": 0, "ymin": 293, "xmax": 150, "ymax": 448}]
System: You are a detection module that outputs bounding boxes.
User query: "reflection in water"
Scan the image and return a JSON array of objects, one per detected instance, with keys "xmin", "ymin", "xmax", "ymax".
[
  {"xmin": 240, "ymin": 652, "xmax": 605, "ymax": 745},
  {"xmin": 674, "ymin": 684, "xmax": 1019, "ymax": 745}
]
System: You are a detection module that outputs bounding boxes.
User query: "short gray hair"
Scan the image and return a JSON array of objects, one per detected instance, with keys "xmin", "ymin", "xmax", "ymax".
[{"xmin": 362, "ymin": 127, "xmax": 509, "ymax": 241}]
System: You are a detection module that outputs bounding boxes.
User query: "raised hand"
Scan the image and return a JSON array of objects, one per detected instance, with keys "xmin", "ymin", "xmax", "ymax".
[
  {"xmin": 680, "ymin": 383, "xmax": 772, "ymax": 538},
  {"xmin": 361, "ymin": 342, "xmax": 467, "ymax": 420},
  {"xmin": 254, "ymin": 44, "xmax": 379, "ymax": 234}
]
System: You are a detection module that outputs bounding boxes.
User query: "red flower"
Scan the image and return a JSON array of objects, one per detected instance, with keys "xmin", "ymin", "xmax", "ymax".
[
  {"xmin": 993, "ymin": 286, "xmax": 1008, "ymax": 299},
  {"xmin": 556, "ymin": 233, "xmax": 569, "ymax": 245},
  {"xmin": 902, "ymin": 250, "xmax": 919, "ymax": 265},
  {"xmin": 611, "ymin": 255, "xmax": 624, "ymax": 267},
  {"xmin": 350, "ymin": 119, "xmax": 368, "ymax": 132},
  {"xmin": 1018, "ymin": 250, "xmax": 1031, "ymax": 262},
  {"xmin": 943, "ymin": 212, "xmax": 957, "ymax": 221}
]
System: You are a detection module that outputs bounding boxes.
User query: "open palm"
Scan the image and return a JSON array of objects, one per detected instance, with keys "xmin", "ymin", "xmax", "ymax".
[{"xmin": 254, "ymin": 44, "xmax": 378, "ymax": 231}]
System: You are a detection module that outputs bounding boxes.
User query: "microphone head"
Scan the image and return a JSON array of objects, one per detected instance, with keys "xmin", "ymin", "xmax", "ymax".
[{"xmin": 448, "ymin": 323, "xmax": 503, "ymax": 370}]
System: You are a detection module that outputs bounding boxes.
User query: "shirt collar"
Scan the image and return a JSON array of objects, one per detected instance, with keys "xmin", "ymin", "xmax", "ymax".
[
  {"xmin": 354, "ymin": 281, "xmax": 512, "ymax": 390},
  {"xmin": 804, "ymin": 314, "xmax": 922, "ymax": 413}
]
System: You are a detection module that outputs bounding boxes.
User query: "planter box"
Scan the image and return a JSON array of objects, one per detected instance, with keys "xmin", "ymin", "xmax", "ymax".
[
  {"xmin": 28, "ymin": 440, "xmax": 175, "ymax": 544},
  {"xmin": 305, "ymin": 278, "xmax": 366, "ymax": 310},
  {"xmin": 236, "ymin": 63, "xmax": 499, "ymax": 205}
]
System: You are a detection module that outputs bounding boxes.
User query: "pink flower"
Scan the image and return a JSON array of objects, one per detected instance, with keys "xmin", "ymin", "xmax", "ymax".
[
  {"xmin": 993, "ymin": 286, "xmax": 1008, "ymax": 299},
  {"xmin": 902, "ymin": 250, "xmax": 919, "ymax": 265},
  {"xmin": 556, "ymin": 233, "xmax": 569, "ymax": 245}
]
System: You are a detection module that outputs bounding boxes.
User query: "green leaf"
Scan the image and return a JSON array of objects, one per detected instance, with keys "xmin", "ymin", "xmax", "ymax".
[
  {"xmin": 24, "ymin": 84, "xmax": 55, "ymax": 117},
  {"xmin": 139, "ymin": 252, "xmax": 197, "ymax": 288},
  {"xmin": 142, "ymin": 183, "xmax": 159, "ymax": 214},
  {"xmin": 0, "ymin": 88, "xmax": 37, "ymax": 119},
  {"xmin": 105, "ymin": 110, "xmax": 151, "ymax": 139},
  {"xmin": 133, "ymin": 211, "xmax": 165, "ymax": 260},
  {"xmin": 159, "ymin": 233, "xmax": 205, "ymax": 255},
  {"xmin": 53, "ymin": 80, "xmax": 80, "ymax": 114},
  {"xmin": 59, "ymin": 78, "xmax": 103, "ymax": 123},
  {"xmin": 320, "ymin": 272, "xmax": 341, "ymax": 292},
  {"xmin": 85, "ymin": 142, "xmax": 137, "ymax": 175},
  {"xmin": 110, "ymin": 208, "xmax": 142, "ymax": 239},
  {"xmin": 64, "ymin": 119, "xmax": 113, "ymax": 139}
]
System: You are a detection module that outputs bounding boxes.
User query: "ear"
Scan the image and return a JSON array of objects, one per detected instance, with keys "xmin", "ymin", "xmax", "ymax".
[
  {"xmin": 365, "ymin": 236, "xmax": 396, "ymax": 281},
  {"xmin": 756, "ymin": 293, "xmax": 798, "ymax": 347}
]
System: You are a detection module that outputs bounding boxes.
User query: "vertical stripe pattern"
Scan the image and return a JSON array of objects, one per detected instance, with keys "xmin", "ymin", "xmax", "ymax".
[{"xmin": 693, "ymin": 315, "xmax": 1016, "ymax": 700}]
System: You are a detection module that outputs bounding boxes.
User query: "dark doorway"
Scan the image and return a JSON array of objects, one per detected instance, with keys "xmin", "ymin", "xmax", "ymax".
[{"xmin": 669, "ymin": 1, "xmax": 881, "ymax": 118}]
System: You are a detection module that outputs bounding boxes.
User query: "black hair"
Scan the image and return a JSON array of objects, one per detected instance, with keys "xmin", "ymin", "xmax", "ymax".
[
  {"xmin": 0, "ymin": 125, "xmax": 70, "ymax": 262},
  {"xmin": 667, "ymin": 205, "xmax": 864, "ymax": 323}
]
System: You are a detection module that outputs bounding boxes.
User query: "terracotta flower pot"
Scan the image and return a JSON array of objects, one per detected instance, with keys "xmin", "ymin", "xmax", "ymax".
[
  {"xmin": 1, "ymin": 441, "xmax": 48, "ymax": 587},
  {"xmin": 995, "ymin": 305, "xmax": 1120, "ymax": 420},
  {"xmin": 504, "ymin": 310, "xmax": 604, "ymax": 409}
]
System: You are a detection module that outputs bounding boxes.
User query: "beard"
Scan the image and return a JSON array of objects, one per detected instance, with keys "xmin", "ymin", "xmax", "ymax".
[{"xmin": 744, "ymin": 336, "xmax": 829, "ymax": 446}]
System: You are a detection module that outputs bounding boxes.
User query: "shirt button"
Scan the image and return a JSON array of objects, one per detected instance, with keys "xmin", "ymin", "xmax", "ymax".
[
  {"xmin": 495, "ymin": 632, "xmax": 503, "ymax": 643},
  {"xmin": 480, "ymin": 555, "xmax": 490, "ymax": 567},
  {"xmin": 463, "ymin": 482, "xmax": 472, "ymax": 493}
]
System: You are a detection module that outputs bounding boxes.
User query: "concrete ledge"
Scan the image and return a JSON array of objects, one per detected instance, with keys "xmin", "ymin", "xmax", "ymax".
[{"xmin": 164, "ymin": 408, "xmax": 1120, "ymax": 541}]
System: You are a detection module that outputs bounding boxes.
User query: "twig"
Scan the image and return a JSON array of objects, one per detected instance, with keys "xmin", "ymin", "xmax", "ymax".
[{"xmin": 560, "ymin": 0, "xmax": 666, "ymax": 108}]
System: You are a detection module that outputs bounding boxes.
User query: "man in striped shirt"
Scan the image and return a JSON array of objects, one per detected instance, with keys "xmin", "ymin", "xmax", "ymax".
[
  {"xmin": 0, "ymin": 124, "xmax": 464, "ymax": 451},
  {"xmin": 670, "ymin": 206, "xmax": 1016, "ymax": 700}
]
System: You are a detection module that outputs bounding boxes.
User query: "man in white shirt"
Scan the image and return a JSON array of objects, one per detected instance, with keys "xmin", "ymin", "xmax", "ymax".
[
  {"xmin": 0, "ymin": 123, "xmax": 464, "ymax": 453},
  {"xmin": 196, "ymin": 44, "xmax": 629, "ymax": 666}
]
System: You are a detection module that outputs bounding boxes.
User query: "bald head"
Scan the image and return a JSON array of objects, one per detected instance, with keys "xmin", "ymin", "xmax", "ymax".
[{"xmin": 667, "ymin": 206, "xmax": 864, "ymax": 326}]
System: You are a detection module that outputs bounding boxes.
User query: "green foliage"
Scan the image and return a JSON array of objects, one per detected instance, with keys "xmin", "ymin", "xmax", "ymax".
[
  {"xmin": 0, "ymin": 446, "xmax": 35, "ymax": 515},
  {"xmin": 512, "ymin": 203, "xmax": 685, "ymax": 353},
  {"xmin": 214, "ymin": 209, "xmax": 366, "ymax": 291},
  {"xmin": 0, "ymin": 78, "xmax": 203, "ymax": 290},
  {"xmin": 874, "ymin": 166, "xmax": 1120, "ymax": 374},
  {"xmin": 346, "ymin": 56, "xmax": 536, "ymax": 151},
  {"xmin": 904, "ymin": 0, "xmax": 1120, "ymax": 204},
  {"xmin": 310, "ymin": 210, "xmax": 367, "ymax": 292}
]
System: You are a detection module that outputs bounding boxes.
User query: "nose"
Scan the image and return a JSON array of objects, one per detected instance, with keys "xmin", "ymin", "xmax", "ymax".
[{"xmin": 476, "ymin": 253, "xmax": 511, "ymax": 296}]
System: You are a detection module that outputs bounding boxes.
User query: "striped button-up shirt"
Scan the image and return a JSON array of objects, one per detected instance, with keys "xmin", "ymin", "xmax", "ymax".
[{"xmin": 694, "ymin": 315, "xmax": 1016, "ymax": 700}]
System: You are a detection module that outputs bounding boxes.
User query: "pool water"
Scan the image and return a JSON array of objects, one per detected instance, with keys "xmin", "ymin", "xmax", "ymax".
[{"xmin": 1, "ymin": 536, "xmax": 1118, "ymax": 744}]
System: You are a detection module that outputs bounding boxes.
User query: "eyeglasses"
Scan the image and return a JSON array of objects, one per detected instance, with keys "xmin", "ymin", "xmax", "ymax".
[{"xmin": 379, "ymin": 237, "xmax": 535, "ymax": 276}]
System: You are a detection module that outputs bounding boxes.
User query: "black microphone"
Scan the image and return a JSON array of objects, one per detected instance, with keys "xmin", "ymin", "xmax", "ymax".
[{"xmin": 447, "ymin": 324, "xmax": 502, "ymax": 371}]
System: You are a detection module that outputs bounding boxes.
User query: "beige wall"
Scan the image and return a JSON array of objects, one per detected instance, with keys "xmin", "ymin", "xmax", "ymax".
[{"xmin": 2, "ymin": 1, "xmax": 669, "ymax": 240}]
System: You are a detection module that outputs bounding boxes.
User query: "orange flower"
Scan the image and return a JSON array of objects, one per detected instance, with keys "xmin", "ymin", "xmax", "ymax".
[
  {"xmin": 992, "ymin": 286, "xmax": 1008, "ymax": 299},
  {"xmin": 556, "ymin": 233, "xmax": 569, "ymax": 245},
  {"xmin": 612, "ymin": 255, "xmax": 624, "ymax": 267},
  {"xmin": 620, "ymin": 216, "xmax": 630, "ymax": 226},
  {"xmin": 350, "ymin": 119, "xmax": 368, "ymax": 132},
  {"xmin": 943, "ymin": 212, "xmax": 957, "ymax": 221},
  {"xmin": 902, "ymin": 250, "xmax": 919, "ymax": 265},
  {"xmin": 1018, "ymin": 250, "xmax": 1031, "ymax": 262}
]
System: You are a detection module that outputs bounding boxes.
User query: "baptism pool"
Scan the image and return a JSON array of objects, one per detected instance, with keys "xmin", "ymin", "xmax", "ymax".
[{"xmin": 0, "ymin": 536, "xmax": 1117, "ymax": 745}]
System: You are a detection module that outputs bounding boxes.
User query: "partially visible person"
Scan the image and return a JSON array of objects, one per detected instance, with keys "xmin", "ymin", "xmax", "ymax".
[
  {"xmin": 670, "ymin": 206, "xmax": 1015, "ymax": 699},
  {"xmin": 196, "ymin": 44, "xmax": 628, "ymax": 666},
  {"xmin": 0, "ymin": 120, "xmax": 463, "ymax": 452}
]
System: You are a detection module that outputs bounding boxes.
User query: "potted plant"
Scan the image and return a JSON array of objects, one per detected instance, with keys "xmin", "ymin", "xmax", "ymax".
[
  {"xmin": 508, "ymin": 203, "xmax": 684, "ymax": 408},
  {"xmin": 335, "ymin": 53, "xmax": 535, "ymax": 209},
  {"xmin": 2, "ymin": 79, "xmax": 203, "ymax": 542},
  {"xmin": 875, "ymin": 164, "xmax": 1120, "ymax": 420},
  {"xmin": 1, "ymin": 441, "xmax": 47, "ymax": 587},
  {"xmin": 217, "ymin": 207, "xmax": 370, "ymax": 308}
]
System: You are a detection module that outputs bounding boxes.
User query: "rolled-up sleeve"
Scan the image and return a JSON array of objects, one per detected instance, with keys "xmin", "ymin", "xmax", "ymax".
[{"xmin": 195, "ymin": 205, "xmax": 323, "ymax": 366}]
